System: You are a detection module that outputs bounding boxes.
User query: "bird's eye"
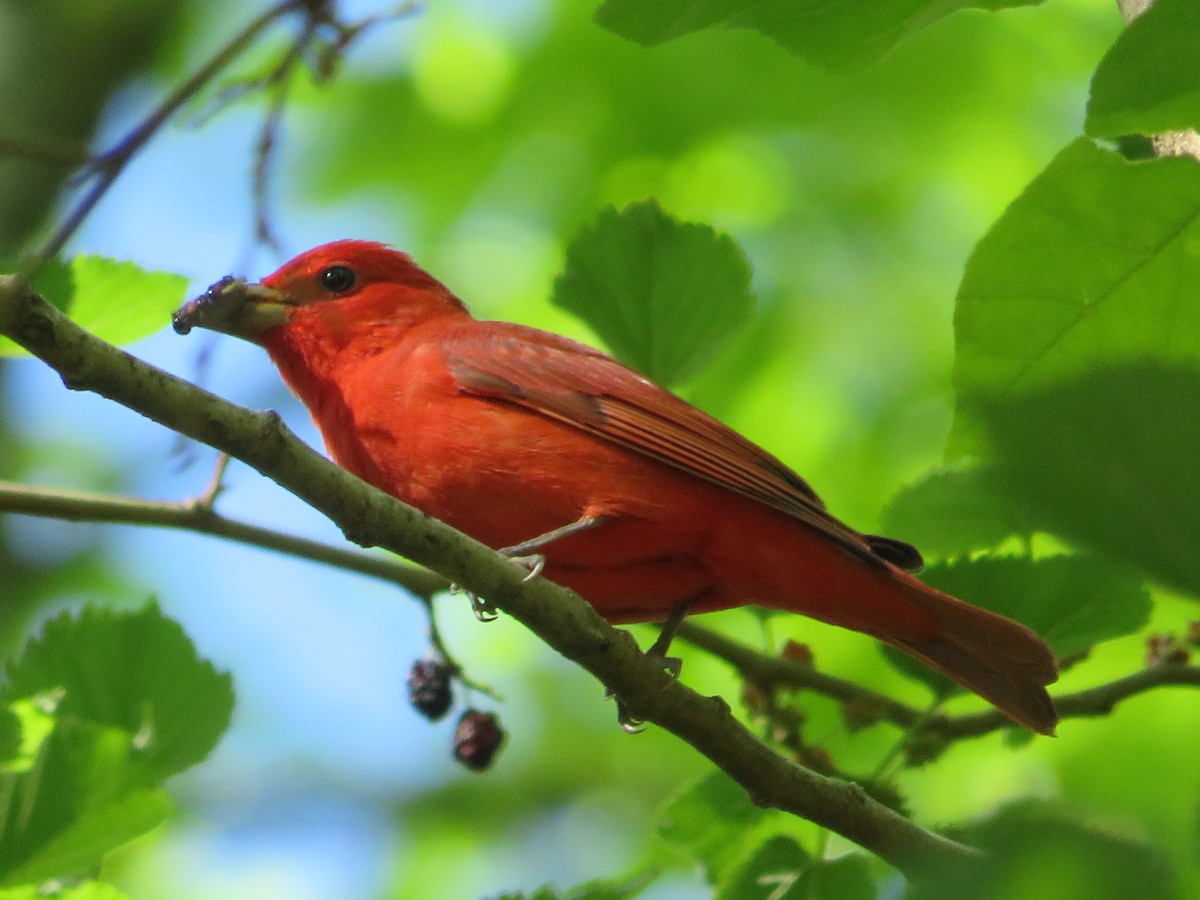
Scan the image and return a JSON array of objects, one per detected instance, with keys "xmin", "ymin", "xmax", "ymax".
[{"xmin": 318, "ymin": 265, "xmax": 357, "ymax": 294}]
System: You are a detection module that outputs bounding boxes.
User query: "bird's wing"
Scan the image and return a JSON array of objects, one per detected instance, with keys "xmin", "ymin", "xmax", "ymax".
[{"xmin": 444, "ymin": 322, "xmax": 917, "ymax": 570}]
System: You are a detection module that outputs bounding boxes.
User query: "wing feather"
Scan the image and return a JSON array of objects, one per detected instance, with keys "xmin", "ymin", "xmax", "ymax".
[{"xmin": 445, "ymin": 323, "xmax": 907, "ymax": 569}]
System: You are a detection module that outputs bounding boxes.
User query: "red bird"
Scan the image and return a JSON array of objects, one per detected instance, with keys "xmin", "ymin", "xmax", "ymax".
[{"xmin": 174, "ymin": 240, "xmax": 1058, "ymax": 733}]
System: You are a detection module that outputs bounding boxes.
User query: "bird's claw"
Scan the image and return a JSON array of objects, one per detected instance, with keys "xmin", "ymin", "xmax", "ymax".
[
  {"xmin": 601, "ymin": 643, "xmax": 683, "ymax": 733},
  {"xmin": 451, "ymin": 583, "xmax": 500, "ymax": 622},
  {"xmin": 658, "ymin": 655, "xmax": 683, "ymax": 678},
  {"xmin": 619, "ymin": 708, "xmax": 647, "ymax": 734},
  {"xmin": 504, "ymin": 552, "xmax": 546, "ymax": 583},
  {"xmin": 470, "ymin": 593, "xmax": 499, "ymax": 622},
  {"xmin": 604, "ymin": 689, "xmax": 647, "ymax": 734}
]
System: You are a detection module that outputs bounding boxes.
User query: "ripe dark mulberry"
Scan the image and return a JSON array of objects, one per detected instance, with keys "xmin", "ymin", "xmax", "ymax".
[
  {"xmin": 407, "ymin": 658, "xmax": 453, "ymax": 721},
  {"xmin": 453, "ymin": 709, "xmax": 505, "ymax": 771}
]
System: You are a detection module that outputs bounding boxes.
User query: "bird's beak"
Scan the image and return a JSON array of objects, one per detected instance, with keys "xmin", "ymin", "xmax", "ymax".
[{"xmin": 172, "ymin": 276, "xmax": 292, "ymax": 342}]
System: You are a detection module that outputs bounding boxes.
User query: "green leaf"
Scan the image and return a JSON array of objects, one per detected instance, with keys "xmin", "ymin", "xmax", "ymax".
[
  {"xmin": 923, "ymin": 555, "xmax": 1151, "ymax": 658},
  {"xmin": 483, "ymin": 872, "xmax": 656, "ymax": 900},
  {"xmin": 953, "ymin": 139, "xmax": 1200, "ymax": 410},
  {"xmin": 715, "ymin": 834, "xmax": 810, "ymax": 900},
  {"xmin": 551, "ymin": 200, "xmax": 754, "ymax": 387},
  {"xmin": 0, "ymin": 719, "xmax": 163, "ymax": 882},
  {"xmin": 983, "ymin": 364, "xmax": 1200, "ymax": 598},
  {"xmin": 951, "ymin": 138, "xmax": 1200, "ymax": 595},
  {"xmin": 881, "ymin": 463, "xmax": 1033, "ymax": 560},
  {"xmin": 0, "ymin": 605, "xmax": 231, "ymax": 883},
  {"xmin": 66, "ymin": 256, "xmax": 187, "ymax": 348},
  {"xmin": 4, "ymin": 786, "xmax": 171, "ymax": 886},
  {"xmin": 0, "ymin": 882, "xmax": 130, "ymax": 900},
  {"xmin": 799, "ymin": 855, "xmax": 875, "ymax": 900},
  {"xmin": 594, "ymin": 0, "xmax": 1042, "ymax": 72},
  {"xmin": 659, "ymin": 771, "xmax": 768, "ymax": 883},
  {"xmin": 0, "ymin": 706, "xmax": 22, "ymax": 765},
  {"xmin": 883, "ymin": 555, "xmax": 1151, "ymax": 692},
  {"xmin": 908, "ymin": 801, "xmax": 1182, "ymax": 900},
  {"xmin": 1, "ymin": 256, "xmax": 186, "ymax": 356},
  {"xmin": 4, "ymin": 603, "xmax": 234, "ymax": 779},
  {"xmin": 1087, "ymin": 0, "xmax": 1200, "ymax": 138}
]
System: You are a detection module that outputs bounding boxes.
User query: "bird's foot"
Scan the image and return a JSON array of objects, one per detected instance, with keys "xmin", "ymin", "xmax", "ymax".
[
  {"xmin": 469, "ymin": 591, "xmax": 500, "ymax": 621},
  {"xmin": 604, "ymin": 689, "xmax": 647, "ymax": 734},
  {"xmin": 617, "ymin": 702, "xmax": 646, "ymax": 734},
  {"xmin": 450, "ymin": 583, "xmax": 500, "ymax": 622},
  {"xmin": 645, "ymin": 627, "xmax": 684, "ymax": 679},
  {"xmin": 603, "ymin": 646, "xmax": 681, "ymax": 734},
  {"xmin": 652, "ymin": 653, "xmax": 683, "ymax": 679},
  {"xmin": 502, "ymin": 552, "xmax": 546, "ymax": 583}
]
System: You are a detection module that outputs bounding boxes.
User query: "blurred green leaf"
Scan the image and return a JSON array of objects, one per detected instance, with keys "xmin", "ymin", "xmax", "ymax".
[
  {"xmin": 715, "ymin": 834, "xmax": 810, "ymax": 900},
  {"xmin": 950, "ymin": 141, "xmax": 1200, "ymax": 600},
  {"xmin": 713, "ymin": 837, "xmax": 874, "ymax": 900},
  {"xmin": 0, "ymin": 604, "xmax": 230, "ymax": 884},
  {"xmin": 4, "ymin": 783, "xmax": 171, "ymax": 887},
  {"xmin": 800, "ymin": 855, "xmax": 875, "ymax": 900},
  {"xmin": 3, "ymin": 607, "xmax": 231, "ymax": 782},
  {"xmin": 485, "ymin": 871, "xmax": 656, "ymax": 900},
  {"xmin": 953, "ymin": 139, "xmax": 1200, "ymax": 410},
  {"xmin": 0, "ymin": 706, "xmax": 20, "ymax": 765},
  {"xmin": 983, "ymin": 363, "xmax": 1200, "ymax": 598},
  {"xmin": 881, "ymin": 463, "xmax": 1032, "ymax": 559},
  {"xmin": 0, "ymin": 0, "xmax": 183, "ymax": 253},
  {"xmin": 0, "ymin": 719, "xmax": 170, "ymax": 884},
  {"xmin": 594, "ymin": 0, "xmax": 1043, "ymax": 71},
  {"xmin": 883, "ymin": 554, "xmax": 1151, "ymax": 692},
  {"xmin": 1087, "ymin": 0, "xmax": 1200, "ymax": 138},
  {"xmin": 659, "ymin": 771, "xmax": 768, "ymax": 883},
  {"xmin": 551, "ymin": 200, "xmax": 753, "ymax": 387},
  {"xmin": 920, "ymin": 555, "xmax": 1151, "ymax": 658},
  {"xmin": 28, "ymin": 258, "xmax": 74, "ymax": 314},
  {"xmin": 4, "ymin": 603, "xmax": 233, "ymax": 779},
  {"xmin": 0, "ymin": 883, "xmax": 129, "ymax": 900},
  {"xmin": 0, "ymin": 256, "xmax": 185, "ymax": 356},
  {"xmin": 908, "ymin": 800, "xmax": 1182, "ymax": 900}
]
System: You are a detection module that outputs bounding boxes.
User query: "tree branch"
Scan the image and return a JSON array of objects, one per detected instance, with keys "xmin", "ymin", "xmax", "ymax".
[
  {"xmin": 0, "ymin": 274, "xmax": 978, "ymax": 875},
  {"xmin": 4, "ymin": 477, "xmax": 1194, "ymax": 755},
  {"xmin": 923, "ymin": 662, "xmax": 1200, "ymax": 741},
  {"xmin": 680, "ymin": 620, "xmax": 1200, "ymax": 743},
  {"xmin": 0, "ymin": 478, "xmax": 445, "ymax": 599},
  {"xmin": 676, "ymin": 621, "xmax": 924, "ymax": 728}
]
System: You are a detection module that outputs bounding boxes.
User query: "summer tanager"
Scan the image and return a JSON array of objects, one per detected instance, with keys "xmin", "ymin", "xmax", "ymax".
[{"xmin": 173, "ymin": 240, "xmax": 1058, "ymax": 734}]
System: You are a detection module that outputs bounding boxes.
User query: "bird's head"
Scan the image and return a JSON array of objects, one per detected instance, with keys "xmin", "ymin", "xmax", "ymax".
[{"xmin": 172, "ymin": 240, "xmax": 466, "ymax": 344}]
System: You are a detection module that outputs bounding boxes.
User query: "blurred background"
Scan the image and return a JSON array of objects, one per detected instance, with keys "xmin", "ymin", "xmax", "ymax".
[{"xmin": 6, "ymin": 0, "xmax": 1194, "ymax": 897}]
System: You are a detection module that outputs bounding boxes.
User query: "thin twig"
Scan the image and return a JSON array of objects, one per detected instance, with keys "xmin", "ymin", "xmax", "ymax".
[
  {"xmin": 676, "ymin": 621, "xmax": 924, "ymax": 727},
  {"xmin": 0, "ymin": 477, "xmax": 444, "ymax": 597},
  {"xmin": 924, "ymin": 662, "xmax": 1200, "ymax": 740},
  {"xmin": 679, "ymin": 619, "xmax": 1200, "ymax": 742},
  {"xmin": 250, "ymin": 18, "xmax": 319, "ymax": 253},
  {"xmin": 314, "ymin": 1, "xmax": 422, "ymax": 80},
  {"xmin": 29, "ymin": 0, "xmax": 304, "ymax": 271},
  {"xmin": 197, "ymin": 454, "xmax": 233, "ymax": 509}
]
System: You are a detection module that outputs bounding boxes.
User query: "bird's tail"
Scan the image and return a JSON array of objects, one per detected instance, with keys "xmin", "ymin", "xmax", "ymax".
[{"xmin": 873, "ymin": 571, "xmax": 1059, "ymax": 734}]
